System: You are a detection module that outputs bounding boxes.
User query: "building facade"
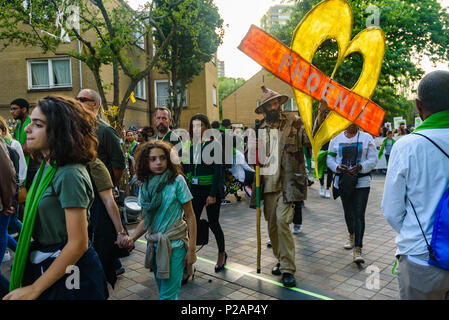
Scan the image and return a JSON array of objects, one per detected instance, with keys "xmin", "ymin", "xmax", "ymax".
[
  {"xmin": 221, "ymin": 69, "xmax": 297, "ymax": 127},
  {"xmin": 260, "ymin": 5, "xmax": 293, "ymax": 31}
]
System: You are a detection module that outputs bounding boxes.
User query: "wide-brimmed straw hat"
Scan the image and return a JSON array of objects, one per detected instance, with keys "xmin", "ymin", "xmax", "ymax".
[{"xmin": 255, "ymin": 85, "xmax": 289, "ymax": 114}]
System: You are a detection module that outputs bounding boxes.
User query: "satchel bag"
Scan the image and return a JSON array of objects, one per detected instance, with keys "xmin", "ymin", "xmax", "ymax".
[{"xmin": 196, "ymin": 219, "xmax": 209, "ymax": 246}]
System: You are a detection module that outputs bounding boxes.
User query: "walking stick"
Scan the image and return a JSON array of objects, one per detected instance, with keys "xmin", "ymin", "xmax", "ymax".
[{"xmin": 255, "ymin": 119, "xmax": 261, "ymax": 273}]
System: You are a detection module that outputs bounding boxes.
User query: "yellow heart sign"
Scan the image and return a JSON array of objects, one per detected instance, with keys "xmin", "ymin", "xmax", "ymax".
[{"xmin": 238, "ymin": 0, "xmax": 385, "ymax": 176}]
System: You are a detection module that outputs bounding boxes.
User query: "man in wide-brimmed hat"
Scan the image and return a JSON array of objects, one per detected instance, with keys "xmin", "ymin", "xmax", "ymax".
[{"xmin": 251, "ymin": 85, "xmax": 321, "ymax": 287}]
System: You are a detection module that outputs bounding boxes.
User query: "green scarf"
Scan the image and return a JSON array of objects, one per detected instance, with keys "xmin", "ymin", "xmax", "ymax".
[
  {"xmin": 139, "ymin": 170, "xmax": 172, "ymax": 230},
  {"xmin": 315, "ymin": 150, "xmax": 336, "ymax": 179},
  {"xmin": 414, "ymin": 110, "xmax": 449, "ymax": 132},
  {"xmin": 378, "ymin": 137, "xmax": 396, "ymax": 159},
  {"xmin": 4, "ymin": 137, "xmax": 11, "ymax": 145},
  {"xmin": 126, "ymin": 140, "xmax": 137, "ymax": 160},
  {"xmin": 15, "ymin": 116, "xmax": 31, "ymax": 146},
  {"xmin": 9, "ymin": 161, "xmax": 58, "ymax": 291}
]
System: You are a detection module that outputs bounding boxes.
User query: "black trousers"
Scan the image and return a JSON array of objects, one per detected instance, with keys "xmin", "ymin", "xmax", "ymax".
[
  {"xmin": 319, "ymin": 168, "xmax": 334, "ymax": 189},
  {"xmin": 293, "ymin": 202, "xmax": 302, "ymax": 225},
  {"xmin": 340, "ymin": 187, "xmax": 370, "ymax": 248},
  {"xmin": 191, "ymin": 185, "xmax": 225, "ymax": 253}
]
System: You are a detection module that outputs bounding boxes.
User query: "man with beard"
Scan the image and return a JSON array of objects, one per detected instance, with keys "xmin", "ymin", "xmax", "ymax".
[
  {"xmin": 152, "ymin": 107, "xmax": 181, "ymax": 146},
  {"xmin": 250, "ymin": 86, "xmax": 319, "ymax": 287}
]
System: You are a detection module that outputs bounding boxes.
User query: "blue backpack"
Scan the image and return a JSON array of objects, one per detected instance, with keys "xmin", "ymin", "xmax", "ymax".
[{"xmin": 409, "ymin": 133, "xmax": 449, "ymax": 270}]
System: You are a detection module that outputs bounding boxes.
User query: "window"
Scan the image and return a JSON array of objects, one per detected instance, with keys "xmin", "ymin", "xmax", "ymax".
[
  {"xmin": 135, "ymin": 79, "xmax": 146, "ymax": 100},
  {"xmin": 212, "ymin": 85, "xmax": 217, "ymax": 106},
  {"xmin": 211, "ymin": 54, "xmax": 216, "ymax": 64},
  {"xmin": 134, "ymin": 31, "xmax": 145, "ymax": 49},
  {"xmin": 155, "ymin": 80, "xmax": 188, "ymax": 108},
  {"xmin": 27, "ymin": 58, "xmax": 72, "ymax": 90},
  {"xmin": 284, "ymin": 97, "xmax": 298, "ymax": 111}
]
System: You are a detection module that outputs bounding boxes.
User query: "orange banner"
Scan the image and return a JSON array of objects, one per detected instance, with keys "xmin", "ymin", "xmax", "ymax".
[{"xmin": 238, "ymin": 25, "xmax": 385, "ymax": 136}]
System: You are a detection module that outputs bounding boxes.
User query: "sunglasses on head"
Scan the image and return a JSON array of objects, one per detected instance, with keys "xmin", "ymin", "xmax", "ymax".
[{"xmin": 75, "ymin": 97, "xmax": 94, "ymax": 103}]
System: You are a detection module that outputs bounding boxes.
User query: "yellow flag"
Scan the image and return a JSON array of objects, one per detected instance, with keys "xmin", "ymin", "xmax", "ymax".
[{"xmin": 129, "ymin": 91, "xmax": 136, "ymax": 103}]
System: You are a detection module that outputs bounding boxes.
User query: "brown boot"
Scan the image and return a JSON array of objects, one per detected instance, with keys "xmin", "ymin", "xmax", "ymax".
[
  {"xmin": 353, "ymin": 246, "xmax": 365, "ymax": 264},
  {"xmin": 344, "ymin": 234, "xmax": 355, "ymax": 250}
]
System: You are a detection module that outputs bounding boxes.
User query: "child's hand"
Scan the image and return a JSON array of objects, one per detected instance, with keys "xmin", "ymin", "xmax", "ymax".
[
  {"xmin": 206, "ymin": 196, "xmax": 216, "ymax": 206},
  {"xmin": 184, "ymin": 249, "xmax": 197, "ymax": 268}
]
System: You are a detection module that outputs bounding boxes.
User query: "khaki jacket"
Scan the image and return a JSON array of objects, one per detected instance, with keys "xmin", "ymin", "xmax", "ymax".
[
  {"xmin": 250, "ymin": 111, "xmax": 309, "ymax": 206},
  {"xmin": 0, "ymin": 137, "xmax": 16, "ymax": 212}
]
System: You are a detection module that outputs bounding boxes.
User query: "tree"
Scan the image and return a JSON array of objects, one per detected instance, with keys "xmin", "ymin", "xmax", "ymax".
[
  {"xmin": 153, "ymin": 0, "xmax": 224, "ymax": 127},
  {"xmin": 218, "ymin": 76, "xmax": 245, "ymax": 120},
  {"xmin": 0, "ymin": 0, "xmax": 190, "ymax": 128},
  {"xmin": 270, "ymin": 0, "xmax": 449, "ymax": 123}
]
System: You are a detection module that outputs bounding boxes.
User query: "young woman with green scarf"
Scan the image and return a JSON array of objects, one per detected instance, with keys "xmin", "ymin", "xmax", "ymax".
[
  {"xmin": 3, "ymin": 96, "xmax": 108, "ymax": 300},
  {"xmin": 119, "ymin": 140, "xmax": 197, "ymax": 300}
]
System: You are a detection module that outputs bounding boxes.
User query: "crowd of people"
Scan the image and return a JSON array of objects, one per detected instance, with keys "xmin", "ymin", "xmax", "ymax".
[{"xmin": 0, "ymin": 70, "xmax": 448, "ymax": 300}]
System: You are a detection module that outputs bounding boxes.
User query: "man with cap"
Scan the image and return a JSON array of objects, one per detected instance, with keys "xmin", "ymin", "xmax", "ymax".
[{"xmin": 250, "ymin": 86, "xmax": 319, "ymax": 287}]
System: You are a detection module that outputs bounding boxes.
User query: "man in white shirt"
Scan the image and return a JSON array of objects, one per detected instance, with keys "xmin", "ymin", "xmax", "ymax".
[{"xmin": 382, "ymin": 70, "xmax": 449, "ymax": 300}]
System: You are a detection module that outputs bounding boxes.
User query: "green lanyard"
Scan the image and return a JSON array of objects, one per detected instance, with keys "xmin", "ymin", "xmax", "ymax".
[
  {"xmin": 156, "ymin": 130, "xmax": 171, "ymax": 141},
  {"xmin": 193, "ymin": 141, "xmax": 207, "ymax": 177}
]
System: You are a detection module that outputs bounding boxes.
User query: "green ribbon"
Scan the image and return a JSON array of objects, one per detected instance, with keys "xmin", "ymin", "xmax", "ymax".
[
  {"xmin": 413, "ymin": 110, "xmax": 449, "ymax": 132},
  {"xmin": 9, "ymin": 161, "xmax": 58, "ymax": 291},
  {"xmin": 126, "ymin": 140, "xmax": 137, "ymax": 160},
  {"xmin": 315, "ymin": 151, "xmax": 336, "ymax": 179}
]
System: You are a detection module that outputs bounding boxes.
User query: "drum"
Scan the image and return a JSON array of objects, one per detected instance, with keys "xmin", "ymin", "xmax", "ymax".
[{"xmin": 123, "ymin": 196, "xmax": 141, "ymax": 224}]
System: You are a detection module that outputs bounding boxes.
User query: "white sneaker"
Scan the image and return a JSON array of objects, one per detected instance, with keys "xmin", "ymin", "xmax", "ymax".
[
  {"xmin": 2, "ymin": 250, "xmax": 10, "ymax": 262},
  {"xmin": 319, "ymin": 186, "xmax": 325, "ymax": 197},
  {"xmin": 293, "ymin": 224, "xmax": 301, "ymax": 234},
  {"xmin": 325, "ymin": 190, "xmax": 331, "ymax": 198}
]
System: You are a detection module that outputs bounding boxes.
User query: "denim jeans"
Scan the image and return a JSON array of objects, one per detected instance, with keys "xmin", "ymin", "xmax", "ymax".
[
  {"xmin": 340, "ymin": 187, "xmax": 370, "ymax": 248},
  {"xmin": 0, "ymin": 213, "xmax": 10, "ymax": 293}
]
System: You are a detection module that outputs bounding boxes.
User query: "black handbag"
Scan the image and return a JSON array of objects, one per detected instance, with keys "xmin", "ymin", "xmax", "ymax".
[
  {"xmin": 338, "ymin": 132, "xmax": 360, "ymax": 198},
  {"xmin": 196, "ymin": 219, "xmax": 209, "ymax": 245}
]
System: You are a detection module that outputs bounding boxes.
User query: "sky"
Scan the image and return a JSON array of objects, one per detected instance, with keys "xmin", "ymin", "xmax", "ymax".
[{"xmin": 128, "ymin": 0, "xmax": 449, "ymax": 80}]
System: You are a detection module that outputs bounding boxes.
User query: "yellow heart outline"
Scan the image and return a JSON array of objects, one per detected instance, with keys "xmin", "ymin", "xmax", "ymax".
[{"xmin": 291, "ymin": 0, "xmax": 385, "ymax": 176}]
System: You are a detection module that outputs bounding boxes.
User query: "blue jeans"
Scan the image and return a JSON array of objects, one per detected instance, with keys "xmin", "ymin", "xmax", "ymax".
[
  {"xmin": 0, "ymin": 213, "xmax": 10, "ymax": 293},
  {"xmin": 8, "ymin": 207, "xmax": 22, "ymax": 235}
]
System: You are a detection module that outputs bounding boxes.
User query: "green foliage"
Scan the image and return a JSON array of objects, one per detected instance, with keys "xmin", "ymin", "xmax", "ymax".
[
  {"xmin": 271, "ymin": 0, "xmax": 449, "ymax": 121},
  {"xmin": 218, "ymin": 76, "xmax": 245, "ymax": 120},
  {"xmin": 153, "ymin": 0, "xmax": 224, "ymax": 126}
]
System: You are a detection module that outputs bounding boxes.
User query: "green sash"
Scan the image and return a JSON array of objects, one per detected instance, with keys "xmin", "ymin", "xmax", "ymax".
[
  {"xmin": 126, "ymin": 140, "xmax": 137, "ymax": 160},
  {"xmin": 378, "ymin": 138, "xmax": 395, "ymax": 160},
  {"xmin": 9, "ymin": 161, "xmax": 58, "ymax": 291},
  {"xmin": 414, "ymin": 110, "xmax": 449, "ymax": 132}
]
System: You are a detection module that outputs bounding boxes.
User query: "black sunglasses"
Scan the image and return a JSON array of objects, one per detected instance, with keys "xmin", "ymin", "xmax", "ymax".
[{"xmin": 75, "ymin": 97, "xmax": 95, "ymax": 103}]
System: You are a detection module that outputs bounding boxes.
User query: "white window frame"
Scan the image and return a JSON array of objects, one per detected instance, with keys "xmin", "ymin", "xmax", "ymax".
[
  {"xmin": 135, "ymin": 78, "xmax": 146, "ymax": 100},
  {"xmin": 154, "ymin": 79, "xmax": 188, "ymax": 108},
  {"xmin": 212, "ymin": 85, "xmax": 217, "ymax": 106},
  {"xmin": 27, "ymin": 57, "xmax": 72, "ymax": 90}
]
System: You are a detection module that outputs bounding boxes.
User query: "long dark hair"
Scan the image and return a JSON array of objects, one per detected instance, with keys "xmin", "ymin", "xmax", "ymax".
[
  {"xmin": 189, "ymin": 113, "xmax": 211, "ymax": 139},
  {"xmin": 36, "ymin": 96, "xmax": 98, "ymax": 166},
  {"xmin": 134, "ymin": 140, "xmax": 183, "ymax": 183}
]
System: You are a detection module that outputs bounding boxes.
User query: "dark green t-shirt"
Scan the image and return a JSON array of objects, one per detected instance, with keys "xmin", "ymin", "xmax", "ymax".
[
  {"xmin": 34, "ymin": 164, "xmax": 94, "ymax": 246},
  {"xmin": 95, "ymin": 118, "xmax": 126, "ymax": 177}
]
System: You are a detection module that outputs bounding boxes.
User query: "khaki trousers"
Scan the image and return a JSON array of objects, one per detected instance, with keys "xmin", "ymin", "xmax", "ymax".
[{"xmin": 263, "ymin": 191, "xmax": 296, "ymax": 274}]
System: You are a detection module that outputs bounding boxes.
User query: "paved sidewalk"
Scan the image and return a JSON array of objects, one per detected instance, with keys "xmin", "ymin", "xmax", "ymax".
[{"xmin": 1, "ymin": 173, "xmax": 400, "ymax": 300}]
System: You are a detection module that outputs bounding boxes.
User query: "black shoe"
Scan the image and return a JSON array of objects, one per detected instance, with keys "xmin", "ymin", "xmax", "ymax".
[
  {"xmin": 116, "ymin": 267, "xmax": 125, "ymax": 276},
  {"xmin": 215, "ymin": 252, "xmax": 228, "ymax": 272},
  {"xmin": 281, "ymin": 273, "xmax": 296, "ymax": 287},
  {"xmin": 271, "ymin": 263, "xmax": 281, "ymax": 276}
]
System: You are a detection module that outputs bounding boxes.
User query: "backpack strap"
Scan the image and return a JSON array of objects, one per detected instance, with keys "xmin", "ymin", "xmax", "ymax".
[{"xmin": 413, "ymin": 132, "xmax": 449, "ymax": 159}]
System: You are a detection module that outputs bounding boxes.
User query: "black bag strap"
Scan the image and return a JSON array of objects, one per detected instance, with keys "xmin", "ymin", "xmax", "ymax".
[{"xmin": 413, "ymin": 132, "xmax": 449, "ymax": 159}]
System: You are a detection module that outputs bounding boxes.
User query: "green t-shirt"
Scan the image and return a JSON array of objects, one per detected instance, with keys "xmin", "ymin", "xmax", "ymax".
[
  {"xmin": 87, "ymin": 158, "xmax": 113, "ymax": 192},
  {"xmin": 95, "ymin": 118, "xmax": 126, "ymax": 177},
  {"xmin": 33, "ymin": 164, "xmax": 94, "ymax": 246}
]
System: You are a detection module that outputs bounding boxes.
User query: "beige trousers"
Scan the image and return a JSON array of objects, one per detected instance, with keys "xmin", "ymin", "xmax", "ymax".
[{"xmin": 263, "ymin": 191, "xmax": 296, "ymax": 274}]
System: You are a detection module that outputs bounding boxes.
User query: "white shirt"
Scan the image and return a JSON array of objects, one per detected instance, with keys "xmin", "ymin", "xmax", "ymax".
[
  {"xmin": 228, "ymin": 149, "xmax": 255, "ymax": 183},
  {"xmin": 9, "ymin": 139, "xmax": 27, "ymax": 185},
  {"xmin": 382, "ymin": 129, "xmax": 449, "ymax": 256},
  {"xmin": 327, "ymin": 131, "xmax": 378, "ymax": 189}
]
